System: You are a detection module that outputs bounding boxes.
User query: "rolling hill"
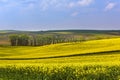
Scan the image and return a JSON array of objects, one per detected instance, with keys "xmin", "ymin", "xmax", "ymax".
[
  {"xmin": 0, "ymin": 30, "xmax": 119, "ymax": 65},
  {"xmin": 0, "ymin": 38, "xmax": 119, "ymax": 60}
]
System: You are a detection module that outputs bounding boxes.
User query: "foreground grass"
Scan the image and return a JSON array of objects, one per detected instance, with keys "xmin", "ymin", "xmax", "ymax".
[{"xmin": 0, "ymin": 64, "xmax": 120, "ymax": 80}]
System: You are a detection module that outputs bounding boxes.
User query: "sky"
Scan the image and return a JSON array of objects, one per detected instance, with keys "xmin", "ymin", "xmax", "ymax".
[{"xmin": 0, "ymin": 0, "xmax": 120, "ymax": 31}]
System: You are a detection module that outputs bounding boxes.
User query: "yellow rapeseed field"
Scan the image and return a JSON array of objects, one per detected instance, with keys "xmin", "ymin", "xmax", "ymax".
[{"xmin": 0, "ymin": 38, "xmax": 120, "ymax": 80}]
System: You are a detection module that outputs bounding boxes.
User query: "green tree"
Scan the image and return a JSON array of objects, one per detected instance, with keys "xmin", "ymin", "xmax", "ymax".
[
  {"xmin": 9, "ymin": 34, "xmax": 19, "ymax": 46},
  {"xmin": 18, "ymin": 34, "xmax": 29, "ymax": 46}
]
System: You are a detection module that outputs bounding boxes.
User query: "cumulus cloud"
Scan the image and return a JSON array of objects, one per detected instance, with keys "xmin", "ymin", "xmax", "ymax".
[{"xmin": 105, "ymin": 2, "xmax": 116, "ymax": 11}]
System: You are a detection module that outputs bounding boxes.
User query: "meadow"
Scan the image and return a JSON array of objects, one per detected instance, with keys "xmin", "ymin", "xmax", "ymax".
[{"xmin": 0, "ymin": 37, "xmax": 120, "ymax": 79}]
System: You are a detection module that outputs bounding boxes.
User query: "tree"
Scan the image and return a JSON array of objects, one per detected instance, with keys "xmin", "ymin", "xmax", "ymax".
[
  {"xmin": 18, "ymin": 34, "xmax": 29, "ymax": 46},
  {"xmin": 9, "ymin": 34, "xmax": 29, "ymax": 46},
  {"xmin": 9, "ymin": 34, "xmax": 19, "ymax": 46}
]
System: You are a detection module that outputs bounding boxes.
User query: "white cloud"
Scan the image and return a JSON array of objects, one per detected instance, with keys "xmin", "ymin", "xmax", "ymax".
[
  {"xmin": 77, "ymin": 0, "xmax": 94, "ymax": 6},
  {"xmin": 40, "ymin": 0, "xmax": 94, "ymax": 11},
  {"xmin": 0, "ymin": 0, "xmax": 94, "ymax": 12},
  {"xmin": 71, "ymin": 12, "xmax": 79, "ymax": 16},
  {"xmin": 39, "ymin": 0, "xmax": 63, "ymax": 10},
  {"xmin": 68, "ymin": 0, "xmax": 94, "ymax": 8},
  {"xmin": 105, "ymin": 3, "xmax": 116, "ymax": 11}
]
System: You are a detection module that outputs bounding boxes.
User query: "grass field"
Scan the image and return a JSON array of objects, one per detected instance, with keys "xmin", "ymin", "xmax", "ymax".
[{"xmin": 0, "ymin": 37, "xmax": 120, "ymax": 80}]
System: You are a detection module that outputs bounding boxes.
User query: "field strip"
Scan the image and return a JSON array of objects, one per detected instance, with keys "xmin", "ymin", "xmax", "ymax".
[{"xmin": 0, "ymin": 50, "xmax": 120, "ymax": 60}]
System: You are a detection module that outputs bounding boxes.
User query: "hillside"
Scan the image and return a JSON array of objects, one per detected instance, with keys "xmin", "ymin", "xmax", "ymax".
[
  {"xmin": 0, "ymin": 30, "xmax": 120, "ymax": 35},
  {"xmin": 0, "ymin": 38, "xmax": 119, "ymax": 60}
]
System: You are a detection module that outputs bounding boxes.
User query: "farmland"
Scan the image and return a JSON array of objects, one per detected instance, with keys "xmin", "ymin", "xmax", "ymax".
[{"xmin": 0, "ymin": 30, "xmax": 120, "ymax": 80}]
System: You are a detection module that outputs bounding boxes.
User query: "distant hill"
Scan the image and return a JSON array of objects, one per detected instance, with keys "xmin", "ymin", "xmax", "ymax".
[
  {"xmin": 0, "ymin": 30, "xmax": 120, "ymax": 34},
  {"xmin": 39, "ymin": 30, "xmax": 120, "ymax": 35},
  {"xmin": 0, "ymin": 30, "xmax": 119, "ymax": 46},
  {"xmin": 0, "ymin": 30, "xmax": 18, "ymax": 33}
]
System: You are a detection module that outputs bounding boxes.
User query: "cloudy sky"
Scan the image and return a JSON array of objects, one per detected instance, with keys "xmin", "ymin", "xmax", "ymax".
[{"xmin": 0, "ymin": 0, "xmax": 120, "ymax": 30}]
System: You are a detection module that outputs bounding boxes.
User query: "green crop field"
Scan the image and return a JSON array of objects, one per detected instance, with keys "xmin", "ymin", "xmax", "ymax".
[{"xmin": 0, "ymin": 37, "xmax": 120, "ymax": 80}]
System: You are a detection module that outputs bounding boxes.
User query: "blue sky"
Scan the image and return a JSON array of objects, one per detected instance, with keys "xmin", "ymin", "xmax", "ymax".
[{"xmin": 0, "ymin": 0, "xmax": 120, "ymax": 30}]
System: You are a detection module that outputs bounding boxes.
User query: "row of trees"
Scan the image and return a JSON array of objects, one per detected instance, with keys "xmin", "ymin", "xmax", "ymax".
[
  {"xmin": 9, "ymin": 34, "xmax": 83, "ymax": 46},
  {"xmin": 9, "ymin": 34, "xmax": 29, "ymax": 46}
]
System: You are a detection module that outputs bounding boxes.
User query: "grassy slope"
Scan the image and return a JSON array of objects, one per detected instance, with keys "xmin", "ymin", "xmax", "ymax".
[{"xmin": 0, "ymin": 37, "xmax": 119, "ymax": 59}]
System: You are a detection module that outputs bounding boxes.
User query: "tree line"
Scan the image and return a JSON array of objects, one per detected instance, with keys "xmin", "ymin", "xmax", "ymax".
[
  {"xmin": 9, "ymin": 34, "xmax": 84, "ymax": 46},
  {"xmin": 9, "ymin": 34, "xmax": 29, "ymax": 46}
]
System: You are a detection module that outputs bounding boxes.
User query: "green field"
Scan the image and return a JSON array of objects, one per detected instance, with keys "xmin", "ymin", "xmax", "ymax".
[{"xmin": 0, "ymin": 37, "xmax": 120, "ymax": 79}]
